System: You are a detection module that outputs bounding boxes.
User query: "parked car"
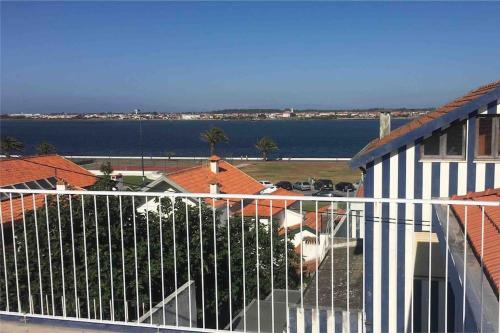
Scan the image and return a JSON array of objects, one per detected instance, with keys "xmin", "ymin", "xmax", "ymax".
[
  {"xmin": 259, "ymin": 180, "xmax": 274, "ymax": 189},
  {"xmin": 335, "ymin": 182, "xmax": 356, "ymax": 193},
  {"xmin": 293, "ymin": 181, "xmax": 311, "ymax": 191},
  {"xmin": 313, "ymin": 179, "xmax": 334, "ymax": 190},
  {"xmin": 260, "ymin": 186, "xmax": 278, "ymax": 194},
  {"xmin": 275, "ymin": 181, "xmax": 293, "ymax": 190},
  {"xmin": 312, "ymin": 189, "xmax": 336, "ymax": 197}
]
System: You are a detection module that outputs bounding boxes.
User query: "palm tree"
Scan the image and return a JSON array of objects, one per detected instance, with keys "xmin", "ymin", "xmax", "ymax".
[
  {"xmin": 0, "ymin": 136, "xmax": 24, "ymax": 158},
  {"xmin": 36, "ymin": 141, "xmax": 57, "ymax": 155},
  {"xmin": 200, "ymin": 127, "xmax": 229, "ymax": 155},
  {"xmin": 255, "ymin": 137, "xmax": 278, "ymax": 161}
]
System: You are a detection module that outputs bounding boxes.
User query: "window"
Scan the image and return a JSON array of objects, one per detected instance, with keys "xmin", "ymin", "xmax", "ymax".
[
  {"xmin": 476, "ymin": 116, "xmax": 500, "ymax": 159},
  {"xmin": 422, "ymin": 120, "xmax": 466, "ymax": 159}
]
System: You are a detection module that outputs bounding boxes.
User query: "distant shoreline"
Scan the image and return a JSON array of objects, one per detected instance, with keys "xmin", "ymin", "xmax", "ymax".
[{"xmin": 0, "ymin": 116, "xmax": 414, "ymax": 121}]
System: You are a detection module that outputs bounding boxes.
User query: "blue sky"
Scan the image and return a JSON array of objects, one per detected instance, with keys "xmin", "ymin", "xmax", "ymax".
[{"xmin": 1, "ymin": 1, "xmax": 499, "ymax": 113}]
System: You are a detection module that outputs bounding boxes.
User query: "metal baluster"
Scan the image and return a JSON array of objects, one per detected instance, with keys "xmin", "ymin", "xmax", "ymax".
[
  {"xmin": 0, "ymin": 196, "xmax": 8, "ymax": 311},
  {"xmin": 444, "ymin": 205, "xmax": 449, "ymax": 332},
  {"xmin": 255, "ymin": 199, "xmax": 260, "ymax": 333},
  {"xmin": 81, "ymin": 195, "xmax": 90, "ymax": 319},
  {"xmin": 186, "ymin": 200, "xmax": 192, "ymax": 327},
  {"xmin": 331, "ymin": 202, "xmax": 335, "ymax": 332},
  {"xmin": 118, "ymin": 196, "xmax": 127, "ymax": 322},
  {"xmin": 31, "ymin": 195, "xmax": 43, "ymax": 315},
  {"xmin": 44, "ymin": 195, "xmax": 55, "ymax": 316},
  {"xmin": 227, "ymin": 200, "xmax": 233, "ymax": 331},
  {"xmin": 212, "ymin": 198, "xmax": 218, "ymax": 329},
  {"xmin": 145, "ymin": 197, "xmax": 152, "ymax": 324},
  {"xmin": 462, "ymin": 205, "xmax": 468, "ymax": 333},
  {"xmin": 172, "ymin": 197, "xmax": 179, "ymax": 326},
  {"xmin": 270, "ymin": 200, "xmax": 274, "ymax": 333},
  {"xmin": 132, "ymin": 196, "xmax": 139, "ymax": 321},
  {"xmin": 106, "ymin": 196, "xmax": 114, "ymax": 321},
  {"xmin": 347, "ymin": 200, "xmax": 351, "ymax": 332},
  {"xmin": 159, "ymin": 197, "xmax": 165, "ymax": 326},
  {"xmin": 198, "ymin": 198, "xmax": 206, "ymax": 329},
  {"xmin": 241, "ymin": 198, "xmax": 247, "ymax": 332},
  {"xmin": 56, "ymin": 194, "xmax": 67, "ymax": 316},
  {"xmin": 480, "ymin": 206, "xmax": 485, "ymax": 333},
  {"xmin": 93, "ymin": 195, "xmax": 102, "ymax": 320},
  {"xmin": 69, "ymin": 196, "xmax": 78, "ymax": 317},
  {"xmin": 427, "ymin": 207, "xmax": 432, "ymax": 333},
  {"xmin": 300, "ymin": 200, "xmax": 304, "ymax": 313},
  {"xmin": 285, "ymin": 199, "xmax": 289, "ymax": 331},
  {"xmin": 21, "ymin": 194, "xmax": 32, "ymax": 313},
  {"xmin": 315, "ymin": 201, "xmax": 319, "ymax": 328}
]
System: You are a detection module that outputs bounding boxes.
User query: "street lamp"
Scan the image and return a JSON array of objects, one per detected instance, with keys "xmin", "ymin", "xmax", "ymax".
[{"xmin": 135, "ymin": 109, "xmax": 145, "ymax": 186}]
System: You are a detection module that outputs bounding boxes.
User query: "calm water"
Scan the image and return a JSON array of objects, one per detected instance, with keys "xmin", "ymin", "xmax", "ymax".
[{"xmin": 0, "ymin": 119, "xmax": 408, "ymax": 157}]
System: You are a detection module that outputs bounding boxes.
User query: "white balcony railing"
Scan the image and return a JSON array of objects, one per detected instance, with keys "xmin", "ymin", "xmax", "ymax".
[{"xmin": 0, "ymin": 188, "xmax": 498, "ymax": 333}]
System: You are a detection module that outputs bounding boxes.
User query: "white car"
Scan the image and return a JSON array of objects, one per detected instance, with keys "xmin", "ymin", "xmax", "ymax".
[
  {"xmin": 260, "ymin": 186, "xmax": 278, "ymax": 194},
  {"xmin": 259, "ymin": 180, "xmax": 274, "ymax": 189}
]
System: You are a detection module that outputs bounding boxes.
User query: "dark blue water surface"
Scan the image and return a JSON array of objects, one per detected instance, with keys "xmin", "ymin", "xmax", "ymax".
[{"xmin": 0, "ymin": 119, "xmax": 409, "ymax": 157}]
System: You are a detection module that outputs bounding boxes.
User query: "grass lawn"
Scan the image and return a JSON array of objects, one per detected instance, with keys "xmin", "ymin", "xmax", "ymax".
[
  {"xmin": 235, "ymin": 160, "xmax": 360, "ymax": 184},
  {"xmin": 123, "ymin": 175, "xmax": 153, "ymax": 189}
]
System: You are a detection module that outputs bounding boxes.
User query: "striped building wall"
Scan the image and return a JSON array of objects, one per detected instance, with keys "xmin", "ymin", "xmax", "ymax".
[{"xmin": 362, "ymin": 100, "xmax": 500, "ymax": 332}]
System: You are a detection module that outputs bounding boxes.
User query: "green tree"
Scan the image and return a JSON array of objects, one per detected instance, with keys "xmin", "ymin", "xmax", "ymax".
[
  {"xmin": 0, "ymin": 136, "xmax": 24, "ymax": 157},
  {"xmin": 255, "ymin": 137, "xmax": 278, "ymax": 161},
  {"xmin": 200, "ymin": 127, "xmax": 228, "ymax": 155},
  {"xmin": 35, "ymin": 142, "xmax": 57, "ymax": 155},
  {"xmin": 0, "ymin": 186, "xmax": 300, "ymax": 329}
]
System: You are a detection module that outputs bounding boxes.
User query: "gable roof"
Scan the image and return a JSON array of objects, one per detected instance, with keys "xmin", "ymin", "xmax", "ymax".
[
  {"xmin": 451, "ymin": 188, "xmax": 500, "ymax": 294},
  {"xmin": 350, "ymin": 81, "xmax": 500, "ymax": 168},
  {"xmin": 0, "ymin": 154, "xmax": 97, "ymax": 188},
  {"xmin": 166, "ymin": 160, "xmax": 264, "ymax": 196},
  {"xmin": 0, "ymin": 155, "xmax": 97, "ymax": 223}
]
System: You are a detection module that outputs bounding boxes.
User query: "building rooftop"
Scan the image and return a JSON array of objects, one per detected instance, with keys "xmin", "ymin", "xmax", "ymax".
[
  {"xmin": 451, "ymin": 187, "xmax": 500, "ymax": 294},
  {"xmin": 0, "ymin": 155, "xmax": 97, "ymax": 222},
  {"xmin": 351, "ymin": 80, "xmax": 500, "ymax": 167},
  {"xmin": 167, "ymin": 160, "xmax": 264, "ymax": 201}
]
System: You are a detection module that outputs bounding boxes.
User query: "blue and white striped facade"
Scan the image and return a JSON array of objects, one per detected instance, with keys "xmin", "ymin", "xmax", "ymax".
[{"xmin": 350, "ymin": 89, "xmax": 500, "ymax": 332}]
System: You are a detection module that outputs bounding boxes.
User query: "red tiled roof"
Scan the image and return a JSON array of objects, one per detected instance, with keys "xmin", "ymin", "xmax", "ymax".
[
  {"xmin": 239, "ymin": 188, "xmax": 301, "ymax": 217},
  {"xmin": 0, "ymin": 155, "xmax": 97, "ymax": 223},
  {"xmin": 167, "ymin": 160, "xmax": 264, "ymax": 195},
  {"xmin": 363, "ymin": 81, "xmax": 500, "ymax": 154},
  {"xmin": 451, "ymin": 188, "xmax": 500, "ymax": 294},
  {"xmin": 356, "ymin": 185, "xmax": 364, "ymax": 198},
  {"xmin": 0, "ymin": 155, "xmax": 96, "ymax": 188},
  {"xmin": 1, "ymin": 194, "xmax": 45, "ymax": 223}
]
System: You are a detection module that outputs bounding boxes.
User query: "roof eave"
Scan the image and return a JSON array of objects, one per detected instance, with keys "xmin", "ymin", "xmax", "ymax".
[{"xmin": 350, "ymin": 87, "xmax": 500, "ymax": 168}]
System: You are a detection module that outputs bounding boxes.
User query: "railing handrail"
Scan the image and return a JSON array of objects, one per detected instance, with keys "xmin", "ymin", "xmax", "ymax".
[{"xmin": 1, "ymin": 188, "xmax": 499, "ymax": 207}]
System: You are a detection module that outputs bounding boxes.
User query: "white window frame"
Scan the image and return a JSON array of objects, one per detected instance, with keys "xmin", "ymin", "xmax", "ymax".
[
  {"xmin": 475, "ymin": 115, "xmax": 500, "ymax": 160},
  {"xmin": 421, "ymin": 121, "xmax": 467, "ymax": 160}
]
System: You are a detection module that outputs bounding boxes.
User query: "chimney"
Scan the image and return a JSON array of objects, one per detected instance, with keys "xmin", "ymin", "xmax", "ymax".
[
  {"xmin": 56, "ymin": 179, "xmax": 67, "ymax": 191},
  {"xmin": 209, "ymin": 155, "xmax": 221, "ymax": 174},
  {"xmin": 379, "ymin": 112, "xmax": 391, "ymax": 139},
  {"xmin": 208, "ymin": 176, "xmax": 219, "ymax": 194}
]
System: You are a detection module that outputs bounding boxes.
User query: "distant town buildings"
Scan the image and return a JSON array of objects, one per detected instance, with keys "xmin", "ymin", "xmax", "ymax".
[{"xmin": 1, "ymin": 108, "xmax": 431, "ymax": 121}]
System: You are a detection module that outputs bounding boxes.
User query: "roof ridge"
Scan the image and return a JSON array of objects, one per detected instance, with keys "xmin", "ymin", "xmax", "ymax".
[{"xmin": 0, "ymin": 153, "xmax": 59, "ymax": 162}]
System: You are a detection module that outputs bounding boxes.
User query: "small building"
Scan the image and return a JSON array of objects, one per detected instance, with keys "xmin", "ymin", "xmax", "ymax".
[{"xmin": 350, "ymin": 81, "xmax": 500, "ymax": 332}]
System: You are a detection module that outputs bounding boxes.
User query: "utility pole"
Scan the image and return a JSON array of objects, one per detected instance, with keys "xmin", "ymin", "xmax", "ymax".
[{"xmin": 135, "ymin": 109, "xmax": 145, "ymax": 186}]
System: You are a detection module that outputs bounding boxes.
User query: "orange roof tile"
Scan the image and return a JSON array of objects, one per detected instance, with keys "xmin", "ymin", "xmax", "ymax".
[
  {"xmin": 1, "ymin": 194, "xmax": 45, "ymax": 223},
  {"xmin": 451, "ymin": 188, "xmax": 500, "ymax": 294},
  {"xmin": 0, "ymin": 155, "xmax": 97, "ymax": 223},
  {"xmin": 166, "ymin": 160, "xmax": 264, "ymax": 207},
  {"xmin": 0, "ymin": 155, "xmax": 96, "ymax": 188},
  {"xmin": 362, "ymin": 81, "xmax": 500, "ymax": 154},
  {"xmin": 239, "ymin": 188, "xmax": 301, "ymax": 217}
]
